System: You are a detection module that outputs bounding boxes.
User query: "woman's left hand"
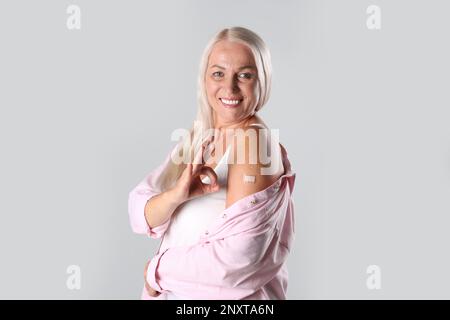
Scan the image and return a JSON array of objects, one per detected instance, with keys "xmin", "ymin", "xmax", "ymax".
[{"xmin": 144, "ymin": 260, "xmax": 161, "ymax": 297}]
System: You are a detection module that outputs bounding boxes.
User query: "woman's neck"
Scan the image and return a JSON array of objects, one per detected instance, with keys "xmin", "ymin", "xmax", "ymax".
[{"xmin": 213, "ymin": 115, "xmax": 259, "ymax": 133}]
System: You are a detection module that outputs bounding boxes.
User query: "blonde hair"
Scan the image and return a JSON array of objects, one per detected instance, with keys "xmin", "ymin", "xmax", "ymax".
[{"xmin": 157, "ymin": 26, "xmax": 273, "ymax": 191}]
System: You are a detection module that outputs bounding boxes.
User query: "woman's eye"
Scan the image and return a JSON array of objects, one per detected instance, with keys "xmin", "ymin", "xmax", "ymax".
[
  {"xmin": 239, "ymin": 73, "xmax": 253, "ymax": 79},
  {"xmin": 212, "ymin": 71, "xmax": 224, "ymax": 78}
]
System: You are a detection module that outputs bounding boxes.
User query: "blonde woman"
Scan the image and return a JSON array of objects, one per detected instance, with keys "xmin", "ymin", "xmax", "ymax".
[{"xmin": 128, "ymin": 26, "xmax": 296, "ymax": 300}]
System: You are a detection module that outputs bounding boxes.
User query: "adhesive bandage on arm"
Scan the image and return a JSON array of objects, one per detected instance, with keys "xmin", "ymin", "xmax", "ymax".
[{"xmin": 243, "ymin": 174, "xmax": 256, "ymax": 183}]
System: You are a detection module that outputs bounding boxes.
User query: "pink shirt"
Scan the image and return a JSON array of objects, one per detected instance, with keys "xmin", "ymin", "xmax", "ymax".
[{"xmin": 128, "ymin": 143, "xmax": 296, "ymax": 300}]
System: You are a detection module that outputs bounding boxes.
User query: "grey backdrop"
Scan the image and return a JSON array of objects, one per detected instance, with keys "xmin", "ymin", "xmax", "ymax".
[{"xmin": 0, "ymin": 0, "xmax": 449, "ymax": 299}]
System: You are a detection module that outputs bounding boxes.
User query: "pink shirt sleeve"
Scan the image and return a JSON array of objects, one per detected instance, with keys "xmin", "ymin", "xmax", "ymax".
[{"xmin": 128, "ymin": 145, "xmax": 178, "ymax": 238}]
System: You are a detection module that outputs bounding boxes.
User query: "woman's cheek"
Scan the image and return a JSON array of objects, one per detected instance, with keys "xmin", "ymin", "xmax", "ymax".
[
  {"xmin": 206, "ymin": 82, "xmax": 217, "ymax": 99},
  {"xmin": 205, "ymin": 85, "xmax": 215, "ymax": 105}
]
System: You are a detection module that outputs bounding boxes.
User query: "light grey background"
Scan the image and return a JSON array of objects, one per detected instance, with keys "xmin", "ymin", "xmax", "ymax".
[{"xmin": 0, "ymin": 0, "xmax": 449, "ymax": 299}]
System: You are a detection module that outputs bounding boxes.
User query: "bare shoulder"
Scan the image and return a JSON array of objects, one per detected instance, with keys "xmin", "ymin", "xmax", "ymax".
[{"xmin": 225, "ymin": 118, "xmax": 284, "ymax": 209}]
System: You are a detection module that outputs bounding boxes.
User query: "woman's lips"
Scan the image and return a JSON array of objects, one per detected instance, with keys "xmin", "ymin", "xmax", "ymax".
[{"xmin": 219, "ymin": 98, "xmax": 243, "ymax": 108}]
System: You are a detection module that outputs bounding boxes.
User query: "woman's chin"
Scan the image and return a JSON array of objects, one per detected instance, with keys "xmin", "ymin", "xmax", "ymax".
[{"xmin": 215, "ymin": 114, "xmax": 241, "ymax": 126}]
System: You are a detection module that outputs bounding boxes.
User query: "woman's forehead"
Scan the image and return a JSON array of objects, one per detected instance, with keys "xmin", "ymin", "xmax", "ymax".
[{"xmin": 208, "ymin": 40, "xmax": 256, "ymax": 67}]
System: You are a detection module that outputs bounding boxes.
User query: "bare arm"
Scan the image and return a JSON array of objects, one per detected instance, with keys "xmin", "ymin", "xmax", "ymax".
[
  {"xmin": 226, "ymin": 126, "xmax": 283, "ymax": 208},
  {"xmin": 144, "ymin": 188, "xmax": 183, "ymax": 228},
  {"xmin": 144, "ymin": 141, "xmax": 220, "ymax": 229}
]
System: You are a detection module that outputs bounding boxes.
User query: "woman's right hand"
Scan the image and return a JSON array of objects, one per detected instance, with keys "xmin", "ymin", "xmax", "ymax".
[
  {"xmin": 170, "ymin": 141, "xmax": 220, "ymax": 204},
  {"xmin": 144, "ymin": 260, "xmax": 161, "ymax": 297}
]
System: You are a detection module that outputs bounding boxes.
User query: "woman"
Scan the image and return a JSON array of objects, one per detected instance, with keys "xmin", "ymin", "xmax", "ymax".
[{"xmin": 128, "ymin": 26, "xmax": 296, "ymax": 300}]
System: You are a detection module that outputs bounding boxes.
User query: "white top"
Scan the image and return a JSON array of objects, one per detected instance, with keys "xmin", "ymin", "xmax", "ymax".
[{"xmin": 159, "ymin": 144, "xmax": 231, "ymax": 300}]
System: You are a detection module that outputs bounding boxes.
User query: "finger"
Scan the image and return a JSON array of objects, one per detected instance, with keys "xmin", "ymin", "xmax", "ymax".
[
  {"xmin": 192, "ymin": 144, "xmax": 204, "ymax": 175},
  {"xmin": 198, "ymin": 166, "xmax": 219, "ymax": 191},
  {"xmin": 148, "ymin": 287, "xmax": 161, "ymax": 297},
  {"xmin": 146, "ymin": 285, "xmax": 157, "ymax": 297},
  {"xmin": 182, "ymin": 162, "xmax": 192, "ymax": 179}
]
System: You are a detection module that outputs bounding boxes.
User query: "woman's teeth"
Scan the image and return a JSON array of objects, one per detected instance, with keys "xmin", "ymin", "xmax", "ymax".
[{"xmin": 220, "ymin": 98, "xmax": 241, "ymax": 105}]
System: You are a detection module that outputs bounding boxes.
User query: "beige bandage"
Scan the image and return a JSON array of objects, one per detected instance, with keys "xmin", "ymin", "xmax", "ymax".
[{"xmin": 243, "ymin": 174, "xmax": 256, "ymax": 183}]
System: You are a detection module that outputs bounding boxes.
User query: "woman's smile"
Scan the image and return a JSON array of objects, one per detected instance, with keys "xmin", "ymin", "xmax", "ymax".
[{"xmin": 219, "ymin": 97, "xmax": 244, "ymax": 108}]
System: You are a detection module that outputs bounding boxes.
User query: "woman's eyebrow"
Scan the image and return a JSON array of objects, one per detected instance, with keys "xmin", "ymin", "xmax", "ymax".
[
  {"xmin": 210, "ymin": 64, "xmax": 225, "ymax": 69},
  {"xmin": 209, "ymin": 64, "xmax": 256, "ymax": 70},
  {"xmin": 238, "ymin": 65, "xmax": 256, "ymax": 70}
]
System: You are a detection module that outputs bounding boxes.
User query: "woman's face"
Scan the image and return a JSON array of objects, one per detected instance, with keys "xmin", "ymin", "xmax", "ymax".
[{"xmin": 205, "ymin": 40, "xmax": 258, "ymax": 127}]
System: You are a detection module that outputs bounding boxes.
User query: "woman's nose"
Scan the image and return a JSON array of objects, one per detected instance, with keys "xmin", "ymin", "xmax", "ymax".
[{"xmin": 224, "ymin": 74, "xmax": 240, "ymax": 93}]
